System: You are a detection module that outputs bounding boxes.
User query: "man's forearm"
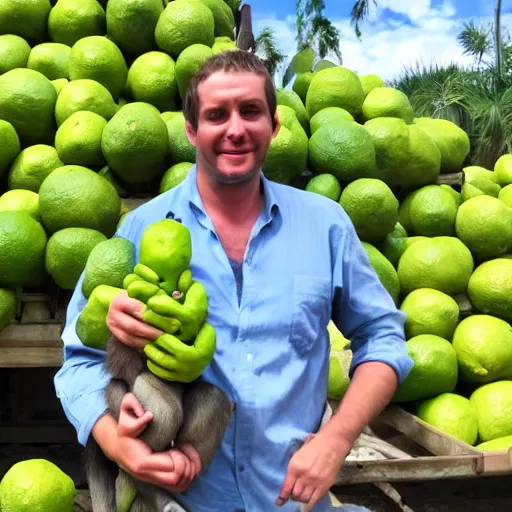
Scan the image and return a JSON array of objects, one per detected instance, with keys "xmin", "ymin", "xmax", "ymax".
[
  {"xmin": 92, "ymin": 413, "xmax": 119, "ymax": 461},
  {"xmin": 322, "ymin": 361, "xmax": 398, "ymax": 448}
]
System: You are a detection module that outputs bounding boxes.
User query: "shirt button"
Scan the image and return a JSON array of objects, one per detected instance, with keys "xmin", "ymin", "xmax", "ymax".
[
  {"xmin": 246, "ymin": 353, "xmax": 253, "ymax": 362},
  {"xmin": 238, "ymin": 464, "xmax": 245, "ymax": 472}
]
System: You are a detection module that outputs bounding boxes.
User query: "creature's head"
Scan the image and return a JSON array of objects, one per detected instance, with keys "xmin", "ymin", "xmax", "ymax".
[{"xmin": 139, "ymin": 219, "xmax": 192, "ymax": 292}]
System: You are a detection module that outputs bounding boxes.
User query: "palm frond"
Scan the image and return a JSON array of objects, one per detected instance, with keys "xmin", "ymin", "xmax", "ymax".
[
  {"xmin": 255, "ymin": 28, "xmax": 286, "ymax": 82},
  {"xmin": 310, "ymin": 15, "xmax": 342, "ymax": 62},
  {"xmin": 281, "ymin": 60, "xmax": 296, "ymax": 88},
  {"xmin": 351, "ymin": 0, "xmax": 376, "ymax": 39},
  {"xmin": 457, "ymin": 20, "xmax": 492, "ymax": 67}
]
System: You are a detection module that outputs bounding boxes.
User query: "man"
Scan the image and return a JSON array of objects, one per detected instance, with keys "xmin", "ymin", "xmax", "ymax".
[{"xmin": 54, "ymin": 51, "xmax": 413, "ymax": 512}]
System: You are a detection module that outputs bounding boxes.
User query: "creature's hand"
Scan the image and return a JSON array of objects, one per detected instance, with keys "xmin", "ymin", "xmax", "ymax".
[
  {"xmin": 117, "ymin": 392, "xmax": 153, "ymax": 438},
  {"xmin": 277, "ymin": 429, "xmax": 351, "ymax": 512},
  {"xmin": 107, "ymin": 291, "xmax": 163, "ymax": 350},
  {"xmin": 165, "ymin": 444, "xmax": 202, "ymax": 493},
  {"xmin": 143, "ymin": 322, "xmax": 216, "ymax": 382}
]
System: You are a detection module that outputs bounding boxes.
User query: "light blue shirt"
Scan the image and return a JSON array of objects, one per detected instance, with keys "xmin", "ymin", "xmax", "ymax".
[{"xmin": 54, "ymin": 165, "xmax": 413, "ymax": 512}]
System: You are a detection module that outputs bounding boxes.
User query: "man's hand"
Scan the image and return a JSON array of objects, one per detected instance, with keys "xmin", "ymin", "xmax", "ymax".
[
  {"xmin": 97, "ymin": 394, "xmax": 199, "ymax": 494},
  {"xmin": 277, "ymin": 430, "xmax": 351, "ymax": 511},
  {"xmin": 106, "ymin": 291, "xmax": 163, "ymax": 350}
]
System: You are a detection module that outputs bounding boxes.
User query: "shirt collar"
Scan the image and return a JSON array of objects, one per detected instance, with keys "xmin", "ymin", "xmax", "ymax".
[{"xmin": 181, "ymin": 164, "xmax": 280, "ymax": 223}]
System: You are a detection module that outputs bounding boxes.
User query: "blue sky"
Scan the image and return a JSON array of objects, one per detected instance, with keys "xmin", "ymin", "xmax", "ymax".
[{"xmin": 251, "ymin": 0, "xmax": 512, "ymax": 82}]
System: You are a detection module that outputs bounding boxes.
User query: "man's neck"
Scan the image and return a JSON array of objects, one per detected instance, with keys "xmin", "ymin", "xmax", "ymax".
[{"xmin": 196, "ymin": 167, "xmax": 262, "ymax": 224}]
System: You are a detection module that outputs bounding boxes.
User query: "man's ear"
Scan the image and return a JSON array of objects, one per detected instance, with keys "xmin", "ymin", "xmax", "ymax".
[
  {"xmin": 272, "ymin": 113, "xmax": 281, "ymax": 138},
  {"xmin": 185, "ymin": 119, "xmax": 197, "ymax": 147}
]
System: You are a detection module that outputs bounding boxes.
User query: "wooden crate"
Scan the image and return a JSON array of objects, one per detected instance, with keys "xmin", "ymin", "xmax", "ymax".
[{"xmin": 336, "ymin": 406, "xmax": 512, "ymax": 485}]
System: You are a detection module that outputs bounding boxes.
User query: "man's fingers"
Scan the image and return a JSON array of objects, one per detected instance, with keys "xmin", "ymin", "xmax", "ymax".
[
  {"xmin": 304, "ymin": 489, "xmax": 324, "ymax": 512},
  {"xmin": 290, "ymin": 480, "xmax": 305, "ymax": 502},
  {"xmin": 135, "ymin": 453, "xmax": 175, "ymax": 473},
  {"xmin": 178, "ymin": 443, "xmax": 202, "ymax": 475},
  {"xmin": 276, "ymin": 472, "xmax": 296, "ymax": 506},
  {"xmin": 120, "ymin": 393, "xmax": 145, "ymax": 418},
  {"xmin": 295, "ymin": 485, "xmax": 314, "ymax": 504},
  {"xmin": 110, "ymin": 311, "xmax": 163, "ymax": 341}
]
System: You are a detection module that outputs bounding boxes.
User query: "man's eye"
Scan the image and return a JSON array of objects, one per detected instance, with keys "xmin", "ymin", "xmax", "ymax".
[
  {"xmin": 207, "ymin": 111, "xmax": 225, "ymax": 120},
  {"xmin": 242, "ymin": 108, "xmax": 259, "ymax": 117}
]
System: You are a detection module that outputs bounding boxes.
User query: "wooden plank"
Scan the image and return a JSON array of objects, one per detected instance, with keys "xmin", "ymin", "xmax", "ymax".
[
  {"xmin": 0, "ymin": 347, "xmax": 63, "ymax": 367},
  {"xmin": 0, "ymin": 323, "xmax": 63, "ymax": 343},
  {"xmin": 379, "ymin": 406, "xmax": 481, "ymax": 456},
  {"xmin": 482, "ymin": 450, "xmax": 512, "ymax": 474},
  {"xmin": 0, "ymin": 426, "xmax": 76, "ymax": 444},
  {"xmin": 336, "ymin": 455, "xmax": 484, "ymax": 485}
]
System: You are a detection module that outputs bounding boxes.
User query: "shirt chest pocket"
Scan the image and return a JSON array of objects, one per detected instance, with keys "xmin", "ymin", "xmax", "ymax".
[{"xmin": 290, "ymin": 275, "xmax": 332, "ymax": 357}]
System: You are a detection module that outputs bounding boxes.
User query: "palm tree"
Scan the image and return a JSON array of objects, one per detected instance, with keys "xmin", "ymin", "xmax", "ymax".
[
  {"xmin": 350, "ymin": 0, "xmax": 376, "ymax": 39},
  {"xmin": 457, "ymin": 21, "xmax": 492, "ymax": 69},
  {"xmin": 281, "ymin": 0, "xmax": 342, "ymax": 87},
  {"xmin": 255, "ymin": 28, "xmax": 286, "ymax": 85}
]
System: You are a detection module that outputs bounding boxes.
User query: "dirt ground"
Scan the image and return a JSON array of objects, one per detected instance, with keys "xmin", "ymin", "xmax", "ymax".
[{"xmin": 1, "ymin": 443, "xmax": 512, "ymax": 512}]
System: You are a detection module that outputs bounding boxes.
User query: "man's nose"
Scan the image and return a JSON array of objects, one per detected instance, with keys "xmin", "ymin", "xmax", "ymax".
[{"xmin": 226, "ymin": 112, "xmax": 245, "ymax": 139}]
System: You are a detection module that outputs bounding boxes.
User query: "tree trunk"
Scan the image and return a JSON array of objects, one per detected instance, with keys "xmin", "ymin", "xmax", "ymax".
[{"xmin": 495, "ymin": 0, "xmax": 503, "ymax": 79}]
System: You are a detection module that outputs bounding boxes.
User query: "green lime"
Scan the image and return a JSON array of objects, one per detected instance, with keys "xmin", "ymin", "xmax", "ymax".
[
  {"xmin": 55, "ymin": 78, "xmax": 117, "ymax": 126},
  {"xmin": 455, "ymin": 196, "xmax": 512, "ymax": 261},
  {"xmin": 199, "ymin": 0, "xmax": 235, "ymax": 38},
  {"xmin": 414, "ymin": 118, "xmax": 470, "ymax": 172},
  {"xmin": 407, "ymin": 185, "xmax": 458, "ymax": 237},
  {"xmin": 400, "ymin": 288, "xmax": 459, "ymax": 340},
  {"xmin": 452, "ymin": 314, "xmax": 512, "ymax": 383},
  {"xmin": 175, "ymin": 44, "xmax": 213, "ymax": 100},
  {"xmin": 470, "ymin": 381, "xmax": 512, "ymax": 442},
  {"xmin": 46, "ymin": 228, "xmax": 107, "ymax": 290},
  {"xmin": 495, "ymin": 154, "xmax": 512, "ymax": 186},
  {"xmin": 0, "ymin": 0, "xmax": 51, "ymax": 42},
  {"xmin": 393, "ymin": 334, "xmax": 458, "ymax": 403},
  {"xmin": 417, "ymin": 393, "xmax": 478, "ymax": 445},
  {"xmin": 0, "ymin": 190, "xmax": 40, "ymax": 221},
  {"xmin": 155, "ymin": 0, "xmax": 215, "ymax": 56},
  {"xmin": 398, "ymin": 237, "xmax": 474, "ymax": 295},
  {"xmin": 7, "ymin": 145, "xmax": 63, "ymax": 193},
  {"xmin": 292, "ymin": 72, "xmax": 313, "ymax": 104},
  {"xmin": 82, "ymin": 237, "xmax": 135, "ymax": 298},
  {"xmin": 309, "ymin": 120, "xmax": 377, "ymax": 181},
  {"xmin": 476, "ymin": 435, "xmax": 512, "ymax": 451},
  {"xmin": 0, "ymin": 288, "xmax": 16, "ymax": 332},
  {"xmin": 361, "ymin": 242, "xmax": 400, "ymax": 303},
  {"xmin": 0, "ymin": 34, "xmax": 31, "ymax": 74},
  {"xmin": 0, "ymin": 120, "xmax": 20, "ymax": 180},
  {"xmin": 126, "ymin": 52, "xmax": 178, "ymax": 112},
  {"xmin": 38, "ymin": 165, "xmax": 121, "ymax": 236},
  {"xmin": 27, "ymin": 43, "xmax": 71, "ymax": 80},
  {"xmin": 52, "ymin": 78, "xmax": 69, "ymax": 95},
  {"xmin": 310, "ymin": 107, "xmax": 354, "ymax": 135},
  {"xmin": 48, "ymin": 0, "xmax": 106, "ymax": 47},
  {"xmin": 159, "ymin": 162, "xmax": 194, "ymax": 194},
  {"xmin": 166, "ymin": 112, "xmax": 197, "ymax": 164},
  {"xmin": 262, "ymin": 105, "xmax": 308, "ymax": 185},
  {"xmin": 68, "ymin": 36, "xmax": 128, "ymax": 100},
  {"xmin": 106, "ymin": 0, "xmax": 162, "ymax": 56},
  {"xmin": 0, "ymin": 68, "xmax": 57, "ymax": 145},
  {"xmin": 467, "ymin": 258, "xmax": 512, "ymax": 323},
  {"xmin": 360, "ymin": 74, "xmax": 384, "ymax": 97},
  {"xmin": 0, "ymin": 459, "xmax": 74, "ymax": 512},
  {"xmin": 0, "ymin": 212, "xmax": 47, "ymax": 287},
  {"xmin": 306, "ymin": 66, "xmax": 364, "ymax": 117},
  {"xmin": 339, "ymin": 178, "xmax": 398, "ymax": 242},
  {"xmin": 380, "ymin": 222, "xmax": 408, "ymax": 268},
  {"xmin": 102, "ymin": 102, "xmax": 169, "ymax": 185},
  {"xmin": 499, "ymin": 184, "xmax": 512, "ymax": 208},
  {"xmin": 362, "ymin": 87, "xmax": 414, "ymax": 123},
  {"xmin": 305, "ymin": 174, "xmax": 342, "ymax": 202},
  {"xmin": 276, "ymin": 89, "xmax": 310, "ymax": 134}
]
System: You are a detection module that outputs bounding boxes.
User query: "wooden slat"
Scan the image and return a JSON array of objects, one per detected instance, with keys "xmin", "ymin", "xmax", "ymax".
[
  {"xmin": 0, "ymin": 347, "xmax": 63, "ymax": 367},
  {"xmin": 336, "ymin": 455, "xmax": 483, "ymax": 485},
  {"xmin": 0, "ymin": 323, "xmax": 63, "ymax": 344},
  {"xmin": 379, "ymin": 406, "xmax": 481, "ymax": 456},
  {"xmin": 0, "ymin": 426, "xmax": 76, "ymax": 444}
]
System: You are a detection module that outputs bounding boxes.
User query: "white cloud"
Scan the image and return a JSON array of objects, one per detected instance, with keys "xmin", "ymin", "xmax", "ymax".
[{"xmin": 252, "ymin": 1, "xmax": 505, "ymax": 85}]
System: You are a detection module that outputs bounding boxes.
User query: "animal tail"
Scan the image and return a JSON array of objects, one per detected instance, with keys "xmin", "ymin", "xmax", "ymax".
[{"xmin": 84, "ymin": 436, "xmax": 118, "ymax": 512}]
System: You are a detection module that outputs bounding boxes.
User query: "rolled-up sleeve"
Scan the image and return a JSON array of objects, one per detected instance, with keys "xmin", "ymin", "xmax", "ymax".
[
  {"xmin": 54, "ymin": 214, "xmax": 141, "ymax": 446},
  {"xmin": 330, "ymin": 212, "xmax": 414, "ymax": 385}
]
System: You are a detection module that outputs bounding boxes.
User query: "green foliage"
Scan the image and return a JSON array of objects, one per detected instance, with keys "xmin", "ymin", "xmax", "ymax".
[{"xmin": 255, "ymin": 27, "xmax": 286, "ymax": 84}]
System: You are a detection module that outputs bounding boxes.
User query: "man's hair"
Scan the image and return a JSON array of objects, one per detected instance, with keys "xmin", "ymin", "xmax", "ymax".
[{"xmin": 183, "ymin": 50, "xmax": 277, "ymax": 132}]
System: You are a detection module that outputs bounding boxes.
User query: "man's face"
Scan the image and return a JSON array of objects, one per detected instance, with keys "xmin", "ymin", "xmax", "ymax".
[{"xmin": 186, "ymin": 71, "xmax": 279, "ymax": 185}]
